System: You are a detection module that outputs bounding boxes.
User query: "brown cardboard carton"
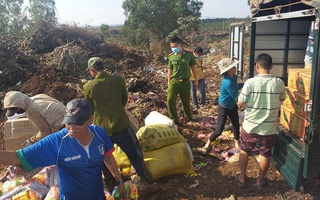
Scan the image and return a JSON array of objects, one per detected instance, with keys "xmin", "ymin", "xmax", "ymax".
[
  {"xmin": 4, "ymin": 117, "xmax": 38, "ymax": 138},
  {"xmin": 4, "ymin": 136, "xmax": 30, "ymax": 150}
]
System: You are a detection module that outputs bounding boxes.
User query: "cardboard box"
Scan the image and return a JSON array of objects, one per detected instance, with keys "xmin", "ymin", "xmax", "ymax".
[
  {"xmin": 5, "ymin": 136, "xmax": 30, "ymax": 150},
  {"xmin": 294, "ymin": 92, "xmax": 308, "ymax": 118},
  {"xmin": 279, "ymin": 105, "xmax": 293, "ymax": 130},
  {"xmin": 4, "ymin": 117, "xmax": 38, "ymax": 139},
  {"xmin": 283, "ymin": 87, "xmax": 295, "ymax": 110},
  {"xmin": 287, "ymin": 68, "xmax": 300, "ymax": 90},
  {"xmin": 287, "ymin": 68, "xmax": 311, "ymax": 91},
  {"xmin": 291, "ymin": 113, "xmax": 308, "ymax": 140},
  {"xmin": 298, "ymin": 72, "xmax": 312, "ymax": 98}
]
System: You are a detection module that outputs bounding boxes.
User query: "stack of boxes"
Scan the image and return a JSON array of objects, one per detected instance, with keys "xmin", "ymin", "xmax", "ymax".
[{"xmin": 280, "ymin": 68, "xmax": 311, "ymax": 140}]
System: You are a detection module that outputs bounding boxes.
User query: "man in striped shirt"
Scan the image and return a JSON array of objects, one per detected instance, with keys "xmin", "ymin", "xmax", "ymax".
[{"xmin": 235, "ymin": 53, "xmax": 285, "ymax": 189}]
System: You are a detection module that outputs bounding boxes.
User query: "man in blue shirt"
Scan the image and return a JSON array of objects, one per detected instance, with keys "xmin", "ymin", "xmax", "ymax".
[{"xmin": 0, "ymin": 98, "xmax": 127, "ymax": 200}]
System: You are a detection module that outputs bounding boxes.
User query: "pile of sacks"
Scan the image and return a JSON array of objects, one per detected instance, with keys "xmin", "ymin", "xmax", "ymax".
[
  {"xmin": 114, "ymin": 111, "xmax": 195, "ymax": 180},
  {"xmin": 139, "ymin": 111, "xmax": 194, "ymax": 180}
]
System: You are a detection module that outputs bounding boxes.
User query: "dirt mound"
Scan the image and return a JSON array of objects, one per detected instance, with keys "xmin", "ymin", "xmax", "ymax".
[
  {"xmin": 0, "ymin": 36, "xmax": 38, "ymax": 92},
  {"xmin": 0, "ymin": 24, "xmax": 151, "ymax": 105}
]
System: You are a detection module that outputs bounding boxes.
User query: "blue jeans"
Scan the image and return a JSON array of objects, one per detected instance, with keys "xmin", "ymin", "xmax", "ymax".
[{"xmin": 190, "ymin": 78, "xmax": 206, "ymax": 107}]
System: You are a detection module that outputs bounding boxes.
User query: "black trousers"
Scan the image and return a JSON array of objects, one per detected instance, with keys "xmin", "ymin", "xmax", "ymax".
[{"xmin": 209, "ymin": 104, "xmax": 240, "ymax": 142}]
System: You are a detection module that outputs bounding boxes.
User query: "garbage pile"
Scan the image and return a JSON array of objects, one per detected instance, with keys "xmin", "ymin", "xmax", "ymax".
[
  {"xmin": 0, "ymin": 164, "xmax": 140, "ymax": 200},
  {"xmin": 0, "ymin": 165, "xmax": 58, "ymax": 200},
  {"xmin": 0, "ymin": 23, "xmax": 256, "ymax": 199}
]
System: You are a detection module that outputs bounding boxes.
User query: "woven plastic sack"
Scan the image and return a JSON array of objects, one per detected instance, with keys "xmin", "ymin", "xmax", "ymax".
[{"xmin": 136, "ymin": 124, "xmax": 186, "ymax": 151}]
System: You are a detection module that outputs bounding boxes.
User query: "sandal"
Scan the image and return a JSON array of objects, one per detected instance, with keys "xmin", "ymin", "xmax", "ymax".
[
  {"xmin": 195, "ymin": 147, "xmax": 210, "ymax": 156},
  {"xmin": 254, "ymin": 178, "xmax": 267, "ymax": 190},
  {"xmin": 235, "ymin": 173, "xmax": 247, "ymax": 188}
]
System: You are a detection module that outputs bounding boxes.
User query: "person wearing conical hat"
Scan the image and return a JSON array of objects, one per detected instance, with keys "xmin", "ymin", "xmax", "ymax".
[{"xmin": 196, "ymin": 57, "xmax": 243, "ymax": 157}]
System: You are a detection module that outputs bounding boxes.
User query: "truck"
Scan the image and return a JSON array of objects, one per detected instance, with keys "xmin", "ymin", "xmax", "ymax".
[{"xmin": 229, "ymin": 0, "xmax": 320, "ymax": 191}]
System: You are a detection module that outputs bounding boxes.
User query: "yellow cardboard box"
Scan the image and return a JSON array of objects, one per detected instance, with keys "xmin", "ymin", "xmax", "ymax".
[
  {"xmin": 287, "ymin": 68, "xmax": 300, "ymax": 90},
  {"xmin": 291, "ymin": 113, "xmax": 308, "ymax": 140},
  {"xmin": 294, "ymin": 92, "xmax": 309, "ymax": 118},
  {"xmin": 298, "ymin": 72, "xmax": 312, "ymax": 98},
  {"xmin": 287, "ymin": 68, "xmax": 311, "ymax": 91},
  {"xmin": 283, "ymin": 87, "xmax": 295, "ymax": 110},
  {"xmin": 279, "ymin": 105, "xmax": 293, "ymax": 130}
]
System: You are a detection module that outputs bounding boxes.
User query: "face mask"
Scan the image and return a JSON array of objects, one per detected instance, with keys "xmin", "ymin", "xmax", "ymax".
[
  {"xmin": 7, "ymin": 112, "xmax": 26, "ymax": 120},
  {"xmin": 171, "ymin": 47, "xmax": 180, "ymax": 54}
]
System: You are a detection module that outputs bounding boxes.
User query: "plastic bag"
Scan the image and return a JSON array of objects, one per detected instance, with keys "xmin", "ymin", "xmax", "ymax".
[
  {"xmin": 113, "ymin": 181, "xmax": 139, "ymax": 200},
  {"xmin": 1, "ymin": 178, "xmax": 25, "ymax": 193},
  {"xmin": 25, "ymin": 180, "xmax": 50, "ymax": 199},
  {"xmin": 44, "ymin": 185, "xmax": 59, "ymax": 200}
]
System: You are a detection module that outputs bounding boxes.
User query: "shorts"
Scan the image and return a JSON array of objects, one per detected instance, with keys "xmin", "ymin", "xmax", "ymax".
[{"xmin": 239, "ymin": 128, "xmax": 277, "ymax": 157}]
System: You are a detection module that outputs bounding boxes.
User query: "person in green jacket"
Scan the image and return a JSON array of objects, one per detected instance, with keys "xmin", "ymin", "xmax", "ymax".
[{"xmin": 83, "ymin": 57, "xmax": 152, "ymax": 191}]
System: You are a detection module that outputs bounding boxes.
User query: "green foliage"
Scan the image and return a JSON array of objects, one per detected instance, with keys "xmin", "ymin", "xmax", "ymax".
[
  {"xmin": 100, "ymin": 23, "xmax": 111, "ymax": 40},
  {"xmin": 120, "ymin": 17, "xmax": 151, "ymax": 49},
  {"xmin": 167, "ymin": 16, "xmax": 200, "ymax": 48},
  {"xmin": 0, "ymin": 0, "xmax": 27, "ymax": 37},
  {"xmin": 0, "ymin": 0, "xmax": 57, "ymax": 37},
  {"xmin": 120, "ymin": 0, "xmax": 203, "ymax": 53},
  {"xmin": 28, "ymin": 0, "xmax": 57, "ymax": 27}
]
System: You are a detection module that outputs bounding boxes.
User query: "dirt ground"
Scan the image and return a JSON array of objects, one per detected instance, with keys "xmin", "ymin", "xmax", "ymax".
[
  {"xmin": 132, "ymin": 63, "xmax": 320, "ymax": 200},
  {"xmin": 0, "ymin": 26, "xmax": 319, "ymax": 199}
]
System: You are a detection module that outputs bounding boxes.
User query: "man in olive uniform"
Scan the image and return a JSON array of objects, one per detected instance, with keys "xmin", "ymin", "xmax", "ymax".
[
  {"xmin": 167, "ymin": 37, "xmax": 198, "ymax": 125},
  {"xmin": 83, "ymin": 57, "xmax": 152, "ymax": 191}
]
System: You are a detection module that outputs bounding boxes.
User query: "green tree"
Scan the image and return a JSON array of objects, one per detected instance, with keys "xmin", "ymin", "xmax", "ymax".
[
  {"xmin": 0, "ymin": 0, "xmax": 27, "ymax": 36},
  {"xmin": 100, "ymin": 23, "xmax": 111, "ymax": 40},
  {"xmin": 121, "ymin": 0, "xmax": 203, "ymax": 53},
  {"xmin": 167, "ymin": 16, "xmax": 200, "ymax": 48},
  {"xmin": 28, "ymin": 0, "xmax": 57, "ymax": 27}
]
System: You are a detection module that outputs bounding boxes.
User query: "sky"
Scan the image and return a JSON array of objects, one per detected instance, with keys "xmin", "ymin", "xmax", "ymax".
[{"xmin": 54, "ymin": 0, "xmax": 251, "ymax": 26}]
